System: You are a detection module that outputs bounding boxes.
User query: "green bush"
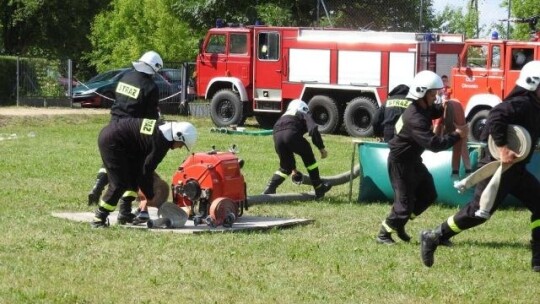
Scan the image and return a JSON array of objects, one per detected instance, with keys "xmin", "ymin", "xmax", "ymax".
[{"xmin": 0, "ymin": 56, "xmax": 18, "ymax": 105}]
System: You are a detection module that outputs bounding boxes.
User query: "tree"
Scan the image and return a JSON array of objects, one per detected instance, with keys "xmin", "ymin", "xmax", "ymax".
[
  {"xmin": 507, "ymin": 0, "xmax": 540, "ymax": 40},
  {"xmin": 87, "ymin": 0, "xmax": 199, "ymax": 72},
  {"xmin": 431, "ymin": 3, "xmax": 482, "ymax": 39},
  {"xmin": 170, "ymin": 0, "xmax": 435, "ymax": 32},
  {"xmin": 0, "ymin": 0, "xmax": 109, "ymax": 58}
]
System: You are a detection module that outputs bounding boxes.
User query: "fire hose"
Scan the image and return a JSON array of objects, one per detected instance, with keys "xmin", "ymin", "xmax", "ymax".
[
  {"xmin": 210, "ymin": 127, "xmax": 273, "ymax": 136},
  {"xmin": 453, "ymin": 125, "xmax": 531, "ymax": 219},
  {"xmin": 247, "ymin": 164, "xmax": 360, "ymax": 205}
]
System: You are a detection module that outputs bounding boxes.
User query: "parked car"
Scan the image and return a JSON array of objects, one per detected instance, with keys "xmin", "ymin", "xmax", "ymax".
[{"xmin": 72, "ymin": 68, "xmax": 185, "ymax": 108}]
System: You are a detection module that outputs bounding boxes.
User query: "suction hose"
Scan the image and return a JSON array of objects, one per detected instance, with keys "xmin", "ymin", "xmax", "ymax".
[
  {"xmin": 210, "ymin": 127, "xmax": 273, "ymax": 136},
  {"xmin": 247, "ymin": 164, "xmax": 360, "ymax": 205}
]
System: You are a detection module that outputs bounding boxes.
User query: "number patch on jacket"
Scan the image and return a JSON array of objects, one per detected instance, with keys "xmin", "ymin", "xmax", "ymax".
[{"xmin": 140, "ymin": 119, "xmax": 156, "ymax": 135}]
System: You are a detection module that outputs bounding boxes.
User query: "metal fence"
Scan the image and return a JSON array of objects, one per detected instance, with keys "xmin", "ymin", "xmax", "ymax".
[
  {"xmin": 16, "ymin": 57, "xmax": 73, "ymax": 107},
  {"xmin": 12, "ymin": 58, "xmax": 197, "ymax": 115}
]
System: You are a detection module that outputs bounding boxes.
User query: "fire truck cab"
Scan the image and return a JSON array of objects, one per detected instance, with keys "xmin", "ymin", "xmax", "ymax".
[
  {"xmin": 196, "ymin": 24, "xmax": 463, "ymax": 136},
  {"xmin": 450, "ymin": 38, "xmax": 539, "ymax": 141}
]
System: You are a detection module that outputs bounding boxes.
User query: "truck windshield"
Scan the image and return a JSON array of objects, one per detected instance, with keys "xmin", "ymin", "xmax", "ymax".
[{"xmin": 206, "ymin": 34, "xmax": 226, "ymax": 54}]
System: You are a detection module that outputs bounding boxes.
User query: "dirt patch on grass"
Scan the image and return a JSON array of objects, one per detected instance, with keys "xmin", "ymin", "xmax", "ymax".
[{"xmin": 0, "ymin": 106, "xmax": 109, "ymax": 117}]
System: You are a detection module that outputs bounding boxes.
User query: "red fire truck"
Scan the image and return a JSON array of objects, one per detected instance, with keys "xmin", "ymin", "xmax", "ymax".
[
  {"xmin": 196, "ymin": 25, "xmax": 464, "ymax": 136},
  {"xmin": 450, "ymin": 17, "xmax": 540, "ymax": 141}
]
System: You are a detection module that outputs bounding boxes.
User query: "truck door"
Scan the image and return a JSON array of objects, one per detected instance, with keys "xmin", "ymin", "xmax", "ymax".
[
  {"xmin": 253, "ymin": 30, "xmax": 283, "ymax": 112},
  {"xmin": 452, "ymin": 44, "xmax": 489, "ymax": 102},
  {"xmin": 227, "ymin": 32, "xmax": 251, "ymax": 88},
  {"xmin": 197, "ymin": 33, "xmax": 228, "ymax": 96}
]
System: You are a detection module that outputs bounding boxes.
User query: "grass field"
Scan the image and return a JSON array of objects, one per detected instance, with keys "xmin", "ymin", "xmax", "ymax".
[{"xmin": 0, "ymin": 110, "xmax": 538, "ymax": 303}]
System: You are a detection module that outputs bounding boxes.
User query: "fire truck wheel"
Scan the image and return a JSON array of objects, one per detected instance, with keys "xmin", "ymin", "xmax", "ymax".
[
  {"xmin": 468, "ymin": 109, "xmax": 489, "ymax": 142},
  {"xmin": 308, "ymin": 95, "xmax": 341, "ymax": 134},
  {"xmin": 210, "ymin": 89, "xmax": 244, "ymax": 127},
  {"xmin": 343, "ymin": 96, "xmax": 377, "ymax": 137}
]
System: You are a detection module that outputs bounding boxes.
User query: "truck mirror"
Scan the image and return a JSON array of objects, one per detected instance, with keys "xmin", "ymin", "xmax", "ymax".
[{"xmin": 198, "ymin": 39, "xmax": 204, "ymax": 54}]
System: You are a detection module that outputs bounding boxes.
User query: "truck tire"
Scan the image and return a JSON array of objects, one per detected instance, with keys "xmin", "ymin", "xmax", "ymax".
[
  {"xmin": 210, "ymin": 89, "xmax": 244, "ymax": 127},
  {"xmin": 468, "ymin": 109, "xmax": 489, "ymax": 142},
  {"xmin": 308, "ymin": 95, "xmax": 340, "ymax": 134},
  {"xmin": 343, "ymin": 96, "xmax": 377, "ymax": 137},
  {"xmin": 255, "ymin": 114, "xmax": 280, "ymax": 130}
]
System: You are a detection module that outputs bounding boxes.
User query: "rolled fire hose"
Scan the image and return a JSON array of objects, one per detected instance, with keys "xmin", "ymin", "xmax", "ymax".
[{"xmin": 453, "ymin": 125, "xmax": 531, "ymax": 219}]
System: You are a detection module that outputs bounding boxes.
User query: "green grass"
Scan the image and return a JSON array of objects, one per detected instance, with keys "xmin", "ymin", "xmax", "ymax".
[{"xmin": 0, "ymin": 111, "xmax": 538, "ymax": 303}]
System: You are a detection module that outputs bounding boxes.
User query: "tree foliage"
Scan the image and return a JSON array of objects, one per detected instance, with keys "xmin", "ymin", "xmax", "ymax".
[
  {"xmin": 87, "ymin": 0, "xmax": 199, "ymax": 72},
  {"xmin": 508, "ymin": 0, "xmax": 540, "ymax": 40},
  {"xmin": 431, "ymin": 5, "xmax": 481, "ymax": 39},
  {"xmin": 0, "ymin": 0, "xmax": 109, "ymax": 58},
  {"xmin": 170, "ymin": 0, "xmax": 435, "ymax": 31}
]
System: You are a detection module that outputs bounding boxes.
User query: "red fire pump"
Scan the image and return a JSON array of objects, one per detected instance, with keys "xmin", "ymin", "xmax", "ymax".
[{"xmin": 171, "ymin": 146, "xmax": 247, "ymax": 228}]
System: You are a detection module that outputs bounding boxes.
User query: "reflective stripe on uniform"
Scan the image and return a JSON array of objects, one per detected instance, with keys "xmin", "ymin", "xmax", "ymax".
[
  {"xmin": 447, "ymin": 216, "xmax": 462, "ymax": 233},
  {"xmin": 382, "ymin": 220, "xmax": 395, "ymax": 233},
  {"xmin": 307, "ymin": 162, "xmax": 319, "ymax": 171},
  {"xmin": 275, "ymin": 171, "xmax": 289, "ymax": 178},
  {"xmin": 395, "ymin": 116, "xmax": 404, "ymax": 134},
  {"xmin": 99, "ymin": 200, "xmax": 116, "ymax": 212},
  {"xmin": 122, "ymin": 190, "xmax": 138, "ymax": 198},
  {"xmin": 140, "ymin": 119, "xmax": 156, "ymax": 135},
  {"xmin": 116, "ymin": 82, "xmax": 140, "ymax": 99},
  {"xmin": 531, "ymin": 219, "xmax": 540, "ymax": 230}
]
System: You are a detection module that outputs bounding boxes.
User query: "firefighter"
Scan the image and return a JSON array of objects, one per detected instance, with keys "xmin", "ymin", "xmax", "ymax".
[
  {"xmin": 376, "ymin": 70, "xmax": 466, "ymax": 245},
  {"xmin": 420, "ymin": 61, "xmax": 540, "ymax": 272},
  {"xmin": 87, "ymin": 50, "xmax": 165, "ymax": 224},
  {"xmin": 262, "ymin": 99, "xmax": 332, "ymax": 199},
  {"xmin": 372, "ymin": 84, "xmax": 410, "ymax": 142},
  {"xmin": 91, "ymin": 119, "xmax": 197, "ymax": 228}
]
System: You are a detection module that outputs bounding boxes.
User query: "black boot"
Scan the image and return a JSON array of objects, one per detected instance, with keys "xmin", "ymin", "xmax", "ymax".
[
  {"xmin": 420, "ymin": 226, "xmax": 443, "ymax": 267},
  {"xmin": 396, "ymin": 226, "xmax": 411, "ymax": 242},
  {"xmin": 88, "ymin": 170, "xmax": 108, "ymax": 206},
  {"xmin": 376, "ymin": 225, "xmax": 395, "ymax": 245},
  {"xmin": 117, "ymin": 197, "xmax": 136, "ymax": 225},
  {"xmin": 262, "ymin": 174, "xmax": 286, "ymax": 194},
  {"xmin": 91, "ymin": 208, "xmax": 110, "ymax": 228},
  {"xmin": 531, "ymin": 241, "xmax": 540, "ymax": 272},
  {"xmin": 314, "ymin": 181, "xmax": 332, "ymax": 199}
]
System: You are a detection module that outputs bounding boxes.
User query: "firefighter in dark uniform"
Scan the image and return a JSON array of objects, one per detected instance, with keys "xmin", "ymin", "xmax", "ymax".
[
  {"xmin": 87, "ymin": 51, "xmax": 166, "ymax": 224},
  {"xmin": 376, "ymin": 70, "xmax": 466, "ymax": 245},
  {"xmin": 91, "ymin": 119, "xmax": 197, "ymax": 228},
  {"xmin": 262, "ymin": 99, "xmax": 332, "ymax": 199},
  {"xmin": 421, "ymin": 61, "xmax": 540, "ymax": 272},
  {"xmin": 373, "ymin": 84, "xmax": 410, "ymax": 142}
]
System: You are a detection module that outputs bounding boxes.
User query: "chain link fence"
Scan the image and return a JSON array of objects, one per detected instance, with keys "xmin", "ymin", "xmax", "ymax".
[{"xmin": 6, "ymin": 59, "xmax": 197, "ymax": 115}]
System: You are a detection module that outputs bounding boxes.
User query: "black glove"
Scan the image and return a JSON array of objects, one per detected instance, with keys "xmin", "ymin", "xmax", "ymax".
[{"xmin": 291, "ymin": 171, "xmax": 303, "ymax": 185}]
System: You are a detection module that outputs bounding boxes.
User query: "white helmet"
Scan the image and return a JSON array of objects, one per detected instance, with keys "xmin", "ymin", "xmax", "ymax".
[
  {"xmin": 132, "ymin": 51, "xmax": 163, "ymax": 75},
  {"xmin": 159, "ymin": 122, "xmax": 197, "ymax": 150},
  {"xmin": 285, "ymin": 99, "xmax": 309, "ymax": 115},
  {"xmin": 516, "ymin": 60, "xmax": 540, "ymax": 91},
  {"xmin": 406, "ymin": 70, "xmax": 443, "ymax": 100}
]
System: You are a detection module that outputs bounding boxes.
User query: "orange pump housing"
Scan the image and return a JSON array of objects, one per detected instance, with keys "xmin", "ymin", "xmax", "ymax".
[{"xmin": 171, "ymin": 151, "xmax": 247, "ymax": 226}]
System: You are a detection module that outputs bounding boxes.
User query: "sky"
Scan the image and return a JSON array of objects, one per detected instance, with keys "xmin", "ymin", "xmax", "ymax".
[{"xmin": 432, "ymin": 0, "xmax": 509, "ymax": 36}]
